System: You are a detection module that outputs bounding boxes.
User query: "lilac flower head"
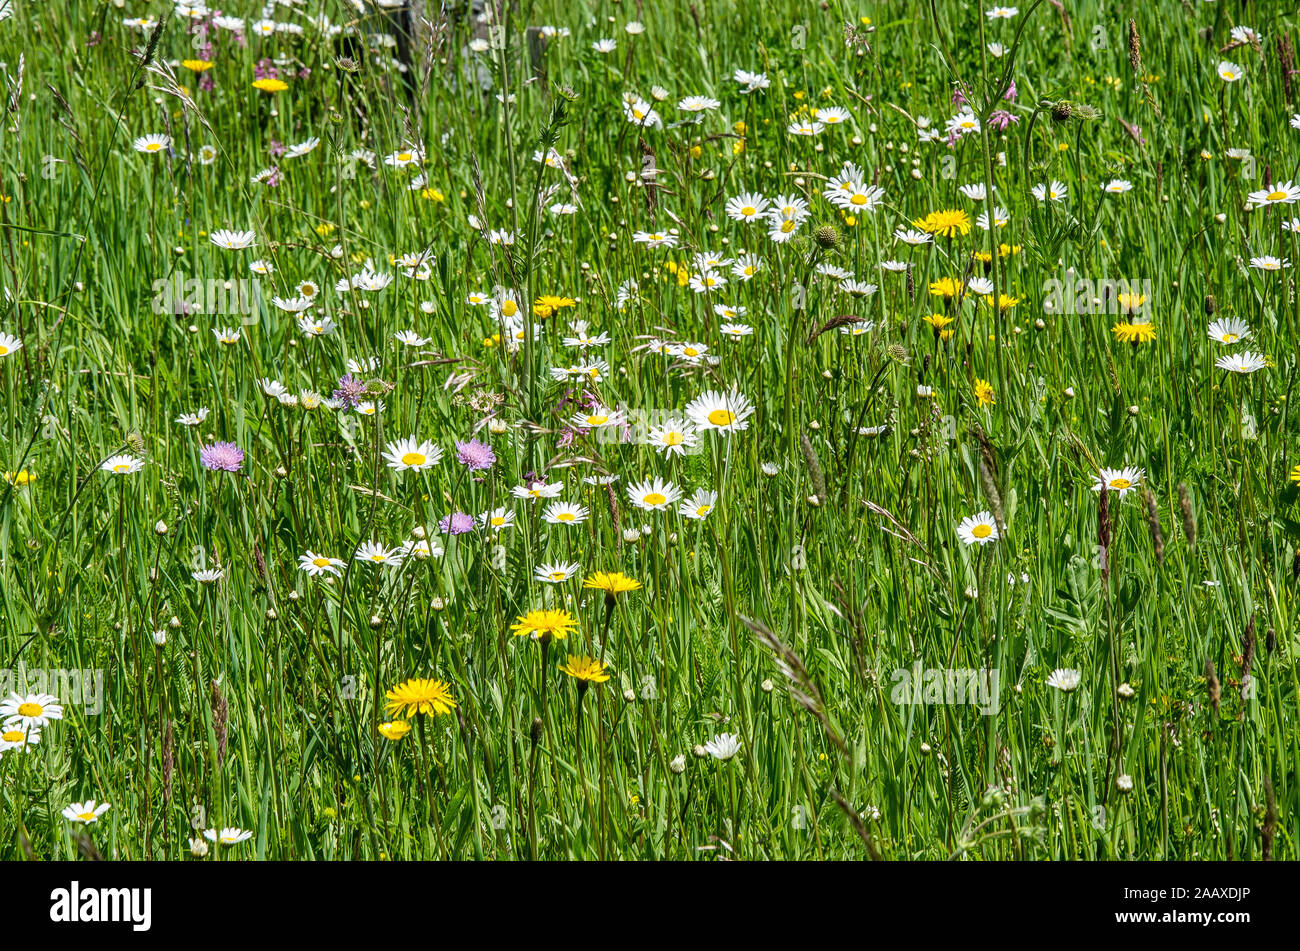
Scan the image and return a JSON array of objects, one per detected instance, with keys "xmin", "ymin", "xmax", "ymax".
[
  {"xmin": 439, "ymin": 512, "xmax": 475, "ymax": 535},
  {"xmin": 332, "ymin": 373, "xmax": 366, "ymax": 409},
  {"xmin": 200, "ymin": 441, "xmax": 244, "ymax": 472},
  {"xmin": 1003, "ymin": 79, "xmax": 1017, "ymax": 102},
  {"xmin": 456, "ymin": 439, "xmax": 496, "ymax": 471},
  {"xmin": 951, "ymin": 84, "xmax": 968, "ymax": 106}
]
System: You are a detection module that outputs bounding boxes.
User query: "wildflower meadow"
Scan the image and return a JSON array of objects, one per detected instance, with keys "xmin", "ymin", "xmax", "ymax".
[{"xmin": 0, "ymin": 0, "xmax": 1298, "ymax": 870}]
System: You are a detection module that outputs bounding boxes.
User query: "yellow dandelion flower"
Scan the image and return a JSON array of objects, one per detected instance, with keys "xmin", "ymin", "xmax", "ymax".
[
  {"xmin": 558, "ymin": 654, "xmax": 610, "ymax": 684},
  {"xmin": 928, "ymin": 277, "xmax": 964, "ymax": 300},
  {"xmin": 914, "ymin": 209, "xmax": 972, "ymax": 238},
  {"xmin": 377, "ymin": 720, "xmax": 412, "ymax": 740},
  {"xmin": 510, "ymin": 608, "xmax": 579, "ymax": 642},
  {"xmin": 1111, "ymin": 321, "xmax": 1157, "ymax": 344},
  {"xmin": 384, "ymin": 678, "xmax": 456, "ymax": 718}
]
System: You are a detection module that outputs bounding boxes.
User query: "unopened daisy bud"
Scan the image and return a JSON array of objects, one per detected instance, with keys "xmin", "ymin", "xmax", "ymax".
[
  {"xmin": 622, "ymin": 527, "xmax": 640, "ymax": 543},
  {"xmin": 370, "ymin": 614, "xmax": 382, "ymax": 628},
  {"xmin": 275, "ymin": 466, "xmax": 288, "ymax": 478},
  {"xmin": 488, "ymin": 417, "xmax": 509, "ymax": 434},
  {"xmin": 964, "ymin": 585, "xmax": 978, "ymax": 600},
  {"xmin": 154, "ymin": 520, "xmax": 168, "ymax": 535},
  {"xmin": 430, "ymin": 597, "xmax": 445, "ymax": 611},
  {"xmin": 692, "ymin": 744, "xmax": 708, "ymax": 758},
  {"xmin": 1064, "ymin": 386, "xmax": 1075, "ymax": 398},
  {"xmin": 1034, "ymin": 318, "xmax": 1045, "ymax": 330},
  {"xmin": 411, "ymin": 525, "xmax": 426, "ymax": 539},
  {"xmin": 168, "ymin": 616, "xmax": 180, "ymax": 628},
  {"xmin": 807, "ymin": 494, "xmax": 821, "ymax": 506},
  {"xmin": 1128, "ymin": 404, "xmax": 1139, "ymax": 416},
  {"xmin": 761, "ymin": 678, "xmax": 774, "ymax": 693},
  {"xmin": 190, "ymin": 837, "xmax": 209, "ymax": 858},
  {"xmin": 920, "ymin": 742, "xmax": 932, "ymax": 755},
  {"xmin": 1116, "ymin": 774, "xmax": 1134, "ymax": 793},
  {"xmin": 266, "ymin": 608, "xmax": 277, "ymax": 621},
  {"xmin": 153, "ymin": 630, "xmax": 167, "ymax": 646},
  {"xmin": 622, "ymin": 688, "xmax": 635, "ymax": 703},
  {"xmin": 1118, "ymin": 682, "xmax": 1135, "ymax": 699},
  {"xmin": 669, "ymin": 754, "xmax": 686, "ymax": 773},
  {"xmin": 288, "ymin": 590, "xmax": 300, "ymax": 601}
]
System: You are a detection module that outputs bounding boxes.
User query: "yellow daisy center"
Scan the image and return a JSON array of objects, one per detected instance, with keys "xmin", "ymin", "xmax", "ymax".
[
  {"xmin": 707, "ymin": 409, "xmax": 736, "ymax": 426},
  {"xmin": 972, "ymin": 524, "xmax": 992, "ymax": 539},
  {"xmin": 312, "ymin": 557, "xmax": 331, "ymax": 568},
  {"xmin": 17, "ymin": 702, "xmax": 41, "ymax": 717},
  {"xmin": 401, "ymin": 452, "xmax": 425, "ymax": 466},
  {"xmin": 1110, "ymin": 478, "xmax": 1131, "ymax": 490},
  {"xmin": 2, "ymin": 730, "xmax": 24, "ymax": 743},
  {"xmin": 644, "ymin": 492, "xmax": 667, "ymax": 506},
  {"xmin": 741, "ymin": 206, "xmax": 756, "ymax": 216},
  {"xmin": 1267, "ymin": 190, "xmax": 1288, "ymax": 201}
]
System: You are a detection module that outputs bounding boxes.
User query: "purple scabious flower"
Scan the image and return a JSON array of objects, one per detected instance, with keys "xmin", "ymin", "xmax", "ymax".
[
  {"xmin": 439, "ymin": 512, "xmax": 475, "ymax": 535},
  {"xmin": 988, "ymin": 110, "xmax": 1019, "ymax": 131},
  {"xmin": 456, "ymin": 438, "xmax": 496, "ymax": 471},
  {"xmin": 200, "ymin": 441, "xmax": 244, "ymax": 472},
  {"xmin": 332, "ymin": 373, "xmax": 366, "ymax": 409}
]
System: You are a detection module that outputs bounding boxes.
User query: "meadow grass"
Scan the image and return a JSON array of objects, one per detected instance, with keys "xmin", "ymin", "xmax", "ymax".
[{"xmin": 0, "ymin": 0, "xmax": 1297, "ymax": 861}]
